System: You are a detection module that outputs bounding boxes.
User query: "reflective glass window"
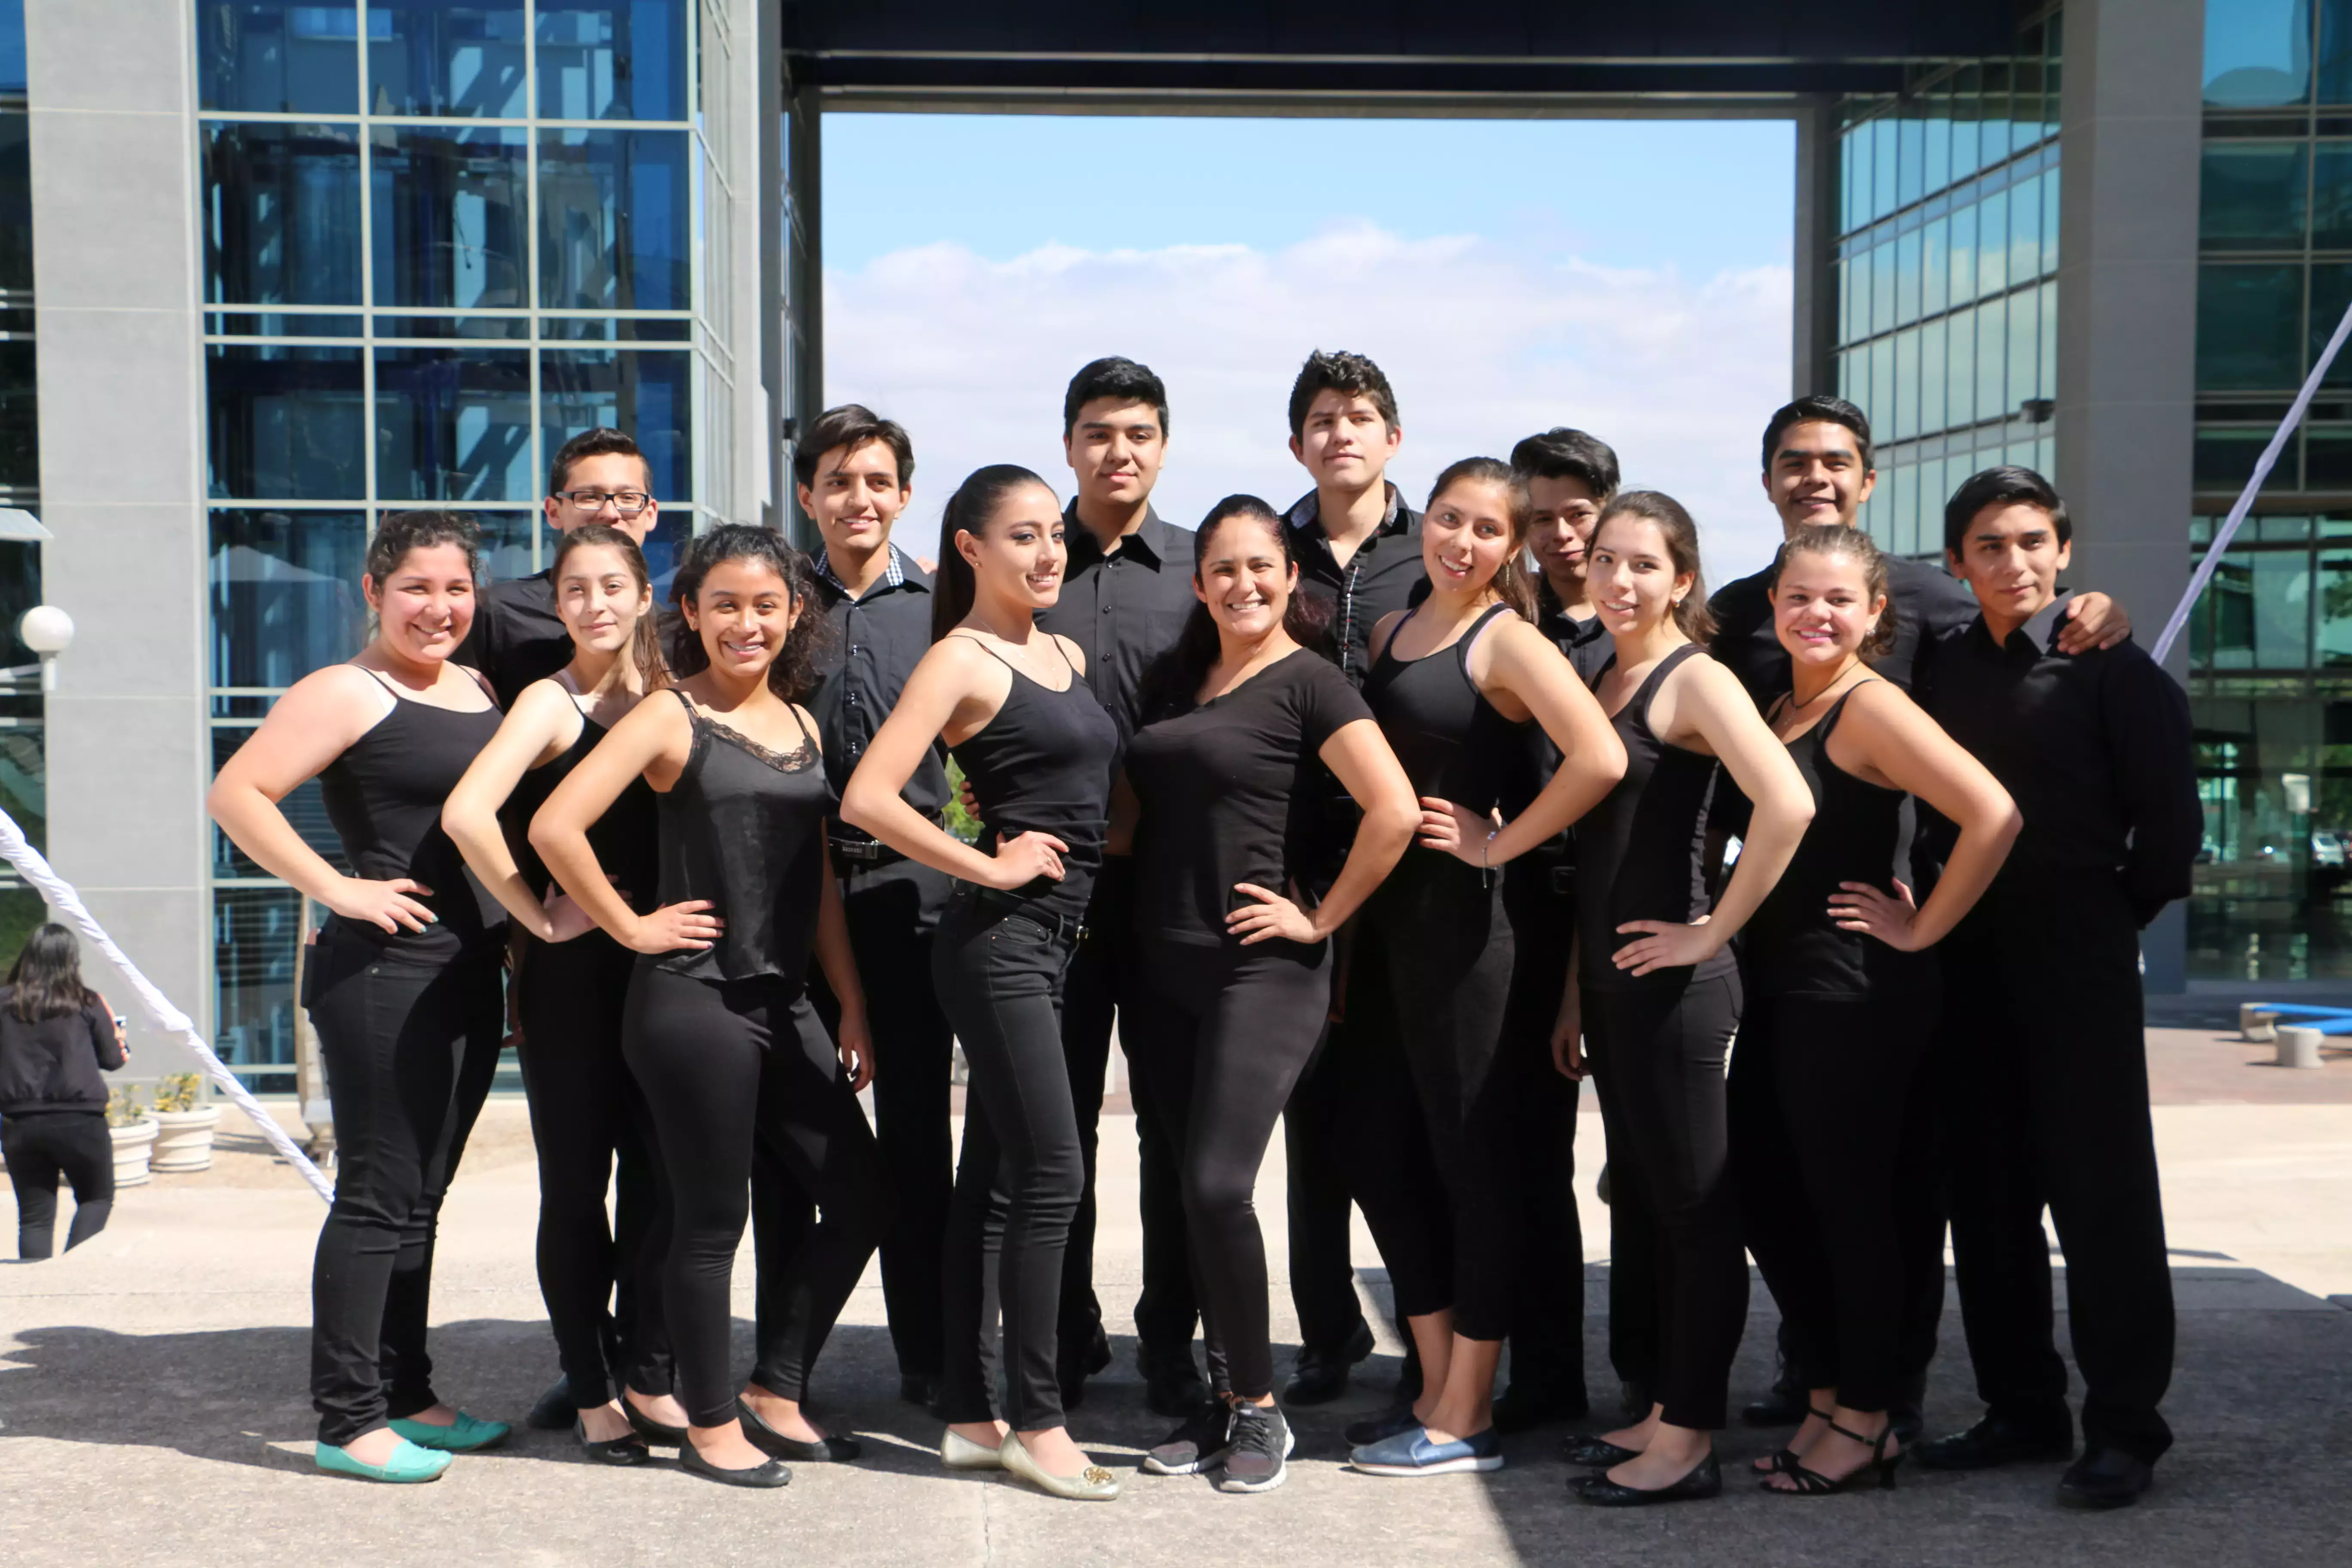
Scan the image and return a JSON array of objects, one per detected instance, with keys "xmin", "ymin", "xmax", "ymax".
[
  {"xmin": 540, "ymin": 348, "xmax": 691, "ymax": 501},
  {"xmin": 1920, "ymin": 316, "xmax": 1948, "ymax": 434},
  {"xmin": 1979, "ymin": 63, "xmax": 2012, "ymax": 162},
  {"xmin": 2323, "ymin": 0, "xmax": 2352, "ymax": 102},
  {"xmin": 1947, "ymin": 303, "xmax": 1977, "ymax": 427},
  {"xmin": 537, "ymin": 129, "xmax": 691, "ymax": 312},
  {"xmin": 2308, "ymin": 426, "xmax": 2352, "ymax": 487},
  {"xmin": 2318, "ymin": 546, "xmax": 2352, "ymax": 662},
  {"xmin": 2205, "ymin": 143, "xmax": 2312, "ymax": 251},
  {"xmin": 2037, "ymin": 280, "xmax": 2058, "ymax": 401},
  {"xmin": 211, "ymin": 885, "xmax": 308, "ymax": 1089},
  {"xmin": 2312, "ymin": 143, "xmax": 2352, "ymax": 248},
  {"xmin": 0, "ymin": 0, "xmax": 24, "ymax": 93},
  {"xmin": 2199, "ymin": 263, "xmax": 2308, "ymax": 389},
  {"xmin": 2010, "ymin": 174, "xmax": 2045, "ymax": 282},
  {"xmin": 1839, "ymin": 258, "xmax": 1860, "ymax": 344},
  {"xmin": 2007, "ymin": 282, "xmax": 2040, "ymax": 411},
  {"xmin": 370, "ymin": 126, "xmax": 529, "ymax": 310},
  {"xmin": 472, "ymin": 508, "xmax": 537, "ymax": 584},
  {"xmin": 1951, "ymin": 89, "xmax": 1981, "ymax": 181},
  {"xmin": 373, "ymin": 346, "xmax": 532, "ymax": 501},
  {"xmin": 208, "ymin": 508, "xmax": 367, "ymax": 688},
  {"xmin": 1950, "ymin": 202, "xmax": 1978, "ymax": 303},
  {"xmin": 0, "ymin": 338, "xmax": 33, "ymax": 493},
  {"xmin": 1842, "ymin": 124, "xmax": 1868, "ymax": 234},
  {"xmin": 1839, "ymin": 346, "xmax": 1865, "ymax": 410},
  {"xmin": 197, "ymin": 2, "xmax": 361, "ymax": 113},
  {"xmin": 1895, "ymin": 230, "xmax": 1922, "ymax": 326},
  {"xmin": 2196, "ymin": 425, "xmax": 2275, "ymax": 487},
  {"xmin": 1893, "ymin": 328, "xmax": 1920, "ymax": 440},
  {"xmin": 536, "ymin": 0, "xmax": 687, "ymax": 122},
  {"xmin": 202, "ymin": 122, "xmax": 363, "ymax": 307},
  {"xmin": 1868, "ymin": 336, "xmax": 1895, "ymax": 435},
  {"xmin": 1924, "ymin": 107, "xmax": 1951, "ymax": 194},
  {"xmin": 1871, "ymin": 241, "xmax": 1896, "ymax": 336},
  {"xmin": 2206, "ymin": 548, "xmax": 2314, "ymax": 668},
  {"xmin": 1897, "ymin": 115, "xmax": 1924, "ymax": 210},
  {"xmin": 1872, "ymin": 118, "xmax": 1898, "ymax": 223},
  {"xmin": 2207, "ymin": 0, "xmax": 2315, "ymax": 107},
  {"xmin": 2043, "ymin": 166, "xmax": 2062, "ymax": 278},
  {"xmin": 1922, "ymin": 216, "xmax": 1949, "ymax": 317},
  {"xmin": 0, "ymin": 113, "xmax": 28, "ymax": 292},
  {"xmin": 1978, "ymin": 188, "xmax": 2009, "ymax": 296},
  {"xmin": 1975, "ymin": 293, "xmax": 2007, "ymax": 419},
  {"xmin": 206, "ymin": 343, "xmax": 367, "ymax": 499},
  {"xmin": 2309, "ymin": 261, "xmax": 2352, "ymax": 383},
  {"xmin": 364, "ymin": 0, "xmax": 527, "ymax": 118}
]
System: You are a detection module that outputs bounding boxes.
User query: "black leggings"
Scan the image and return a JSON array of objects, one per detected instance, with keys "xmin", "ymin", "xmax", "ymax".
[
  {"xmin": 621, "ymin": 965, "xmax": 886, "ymax": 1429},
  {"xmin": 516, "ymin": 931, "xmax": 669, "ymax": 1407},
  {"xmin": 1342, "ymin": 851, "xmax": 1517, "ymax": 1340},
  {"xmin": 1497, "ymin": 861, "xmax": 1586, "ymax": 1401},
  {"xmin": 3, "ymin": 1111, "xmax": 113, "ymax": 1259},
  {"xmin": 1125, "ymin": 936, "xmax": 1332, "ymax": 1400},
  {"xmin": 934, "ymin": 893, "xmax": 1084, "ymax": 1430},
  {"xmin": 1734, "ymin": 990, "xmax": 1933, "ymax": 1414},
  {"xmin": 305, "ymin": 922, "xmax": 504, "ymax": 1447},
  {"xmin": 1586, "ymin": 971, "xmax": 1746, "ymax": 1431}
]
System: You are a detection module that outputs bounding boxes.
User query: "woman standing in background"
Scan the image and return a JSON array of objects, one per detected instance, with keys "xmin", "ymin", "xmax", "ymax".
[{"xmin": 0, "ymin": 924, "xmax": 126, "ymax": 1260}]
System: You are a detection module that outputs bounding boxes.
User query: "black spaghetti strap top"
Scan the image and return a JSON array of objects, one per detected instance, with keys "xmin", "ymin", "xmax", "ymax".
[
  {"xmin": 648, "ymin": 688, "xmax": 836, "ymax": 983},
  {"xmin": 1744, "ymin": 684, "xmax": 1934, "ymax": 999},
  {"xmin": 1362, "ymin": 603, "xmax": 1527, "ymax": 819},
  {"xmin": 505, "ymin": 689, "xmax": 661, "ymax": 918},
  {"xmin": 316, "ymin": 666, "xmax": 505, "ymax": 959},
  {"xmin": 948, "ymin": 634, "xmax": 1121, "ymax": 922},
  {"xmin": 1576, "ymin": 643, "xmax": 1733, "ymax": 991}
]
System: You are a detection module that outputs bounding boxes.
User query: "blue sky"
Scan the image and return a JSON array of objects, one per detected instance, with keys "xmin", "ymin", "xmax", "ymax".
[{"xmin": 820, "ymin": 115, "xmax": 1798, "ymax": 580}]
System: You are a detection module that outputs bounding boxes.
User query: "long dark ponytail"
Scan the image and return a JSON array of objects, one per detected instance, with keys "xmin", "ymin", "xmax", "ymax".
[
  {"xmin": 1137, "ymin": 496, "xmax": 1330, "ymax": 721},
  {"xmin": 666, "ymin": 524, "xmax": 829, "ymax": 701},
  {"xmin": 8, "ymin": 923, "xmax": 99, "ymax": 1022},
  {"xmin": 932, "ymin": 464, "xmax": 1054, "ymax": 643},
  {"xmin": 1427, "ymin": 457, "xmax": 1540, "ymax": 623},
  {"xmin": 551, "ymin": 522, "xmax": 668, "ymax": 692}
]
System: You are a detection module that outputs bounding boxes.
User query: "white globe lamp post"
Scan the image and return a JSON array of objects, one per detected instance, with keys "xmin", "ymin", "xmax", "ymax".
[{"xmin": 19, "ymin": 605, "xmax": 74, "ymax": 693}]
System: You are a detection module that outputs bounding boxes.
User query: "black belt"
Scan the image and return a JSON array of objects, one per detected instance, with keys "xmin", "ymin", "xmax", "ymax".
[
  {"xmin": 962, "ymin": 883, "xmax": 1087, "ymax": 942},
  {"xmin": 828, "ymin": 832, "xmax": 906, "ymax": 870}
]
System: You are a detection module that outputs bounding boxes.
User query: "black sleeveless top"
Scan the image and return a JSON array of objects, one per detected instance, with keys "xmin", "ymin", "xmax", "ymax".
[
  {"xmin": 1745, "ymin": 684, "xmax": 1935, "ymax": 999},
  {"xmin": 1577, "ymin": 643, "xmax": 1733, "ymax": 991},
  {"xmin": 317, "ymin": 667, "xmax": 505, "ymax": 959},
  {"xmin": 1362, "ymin": 603, "xmax": 1528, "ymax": 821},
  {"xmin": 505, "ymin": 689, "xmax": 661, "ymax": 919},
  {"xmin": 647, "ymin": 688, "xmax": 835, "ymax": 983},
  {"xmin": 949, "ymin": 634, "xmax": 1120, "ymax": 922}
]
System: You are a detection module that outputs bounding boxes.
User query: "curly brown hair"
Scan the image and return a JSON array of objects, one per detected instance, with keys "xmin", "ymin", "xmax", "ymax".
[{"xmin": 665, "ymin": 525, "xmax": 831, "ymax": 701}]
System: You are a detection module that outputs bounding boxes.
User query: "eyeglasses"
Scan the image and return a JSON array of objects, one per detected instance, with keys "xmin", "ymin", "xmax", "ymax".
[{"xmin": 554, "ymin": 489, "xmax": 652, "ymax": 516}]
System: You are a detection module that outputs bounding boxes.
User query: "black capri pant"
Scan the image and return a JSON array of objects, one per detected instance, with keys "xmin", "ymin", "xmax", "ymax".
[{"xmin": 1124, "ymin": 934, "xmax": 1332, "ymax": 1401}]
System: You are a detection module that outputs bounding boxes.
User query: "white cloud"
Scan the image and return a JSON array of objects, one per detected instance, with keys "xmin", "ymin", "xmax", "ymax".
[{"xmin": 824, "ymin": 220, "xmax": 1792, "ymax": 588}]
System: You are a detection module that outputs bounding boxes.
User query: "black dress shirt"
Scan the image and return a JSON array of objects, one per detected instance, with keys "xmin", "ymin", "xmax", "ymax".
[
  {"xmin": 1285, "ymin": 485, "xmax": 1426, "ymax": 685},
  {"xmin": 808, "ymin": 544, "xmax": 948, "ymax": 839},
  {"xmin": 1034, "ymin": 500, "xmax": 1200, "ymax": 747},
  {"xmin": 456, "ymin": 568, "xmax": 570, "ymax": 711},
  {"xmin": 1709, "ymin": 550, "xmax": 1981, "ymax": 706},
  {"xmin": 1917, "ymin": 592, "xmax": 2200, "ymax": 928},
  {"xmin": 1501, "ymin": 595, "xmax": 1614, "ymax": 834}
]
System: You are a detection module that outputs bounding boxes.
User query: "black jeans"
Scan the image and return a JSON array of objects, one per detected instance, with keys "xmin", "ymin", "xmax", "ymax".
[
  {"xmin": 1587, "ymin": 971, "xmax": 1746, "ymax": 1431},
  {"xmin": 3, "ymin": 1110, "xmax": 113, "ymax": 1259},
  {"xmin": 1734, "ymin": 988, "xmax": 1933, "ymax": 1414},
  {"xmin": 1938, "ymin": 873, "xmax": 2174, "ymax": 1463},
  {"xmin": 1282, "ymin": 1013, "xmax": 1372, "ymax": 1356},
  {"xmin": 621, "ymin": 965, "xmax": 887, "ymax": 1428},
  {"xmin": 936, "ymin": 891, "xmax": 1084, "ymax": 1429},
  {"xmin": 304, "ymin": 922, "xmax": 504, "ymax": 1447},
  {"xmin": 1125, "ymin": 936, "xmax": 1332, "ymax": 1400},
  {"xmin": 1498, "ymin": 859, "xmax": 1586, "ymax": 1403},
  {"xmin": 515, "ymin": 930, "xmax": 670, "ymax": 1406}
]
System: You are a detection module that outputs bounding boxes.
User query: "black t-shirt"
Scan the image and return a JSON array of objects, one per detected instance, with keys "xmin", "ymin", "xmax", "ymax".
[
  {"xmin": 455, "ymin": 570, "xmax": 570, "ymax": 712},
  {"xmin": 1126, "ymin": 648, "xmax": 1372, "ymax": 946}
]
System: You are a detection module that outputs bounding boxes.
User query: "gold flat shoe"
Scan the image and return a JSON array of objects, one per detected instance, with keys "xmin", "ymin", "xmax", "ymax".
[
  {"xmin": 941, "ymin": 1428, "xmax": 1006, "ymax": 1470},
  {"xmin": 999, "ymin": 1432, "xmax": 1121, "ymax": 1501}
]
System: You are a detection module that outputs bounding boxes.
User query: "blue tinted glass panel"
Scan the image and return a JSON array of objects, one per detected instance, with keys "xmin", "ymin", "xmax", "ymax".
[
  {"xmin": 2323, "ymin": 0, "xmax": 2352, "ymax": 102},
  {"xmin": 2208, "ymin": 0, "xmax": 2315, "ymax": 107},
  {"xmin": 212, "ymin": 884, "xmax": 308, "ymax": 1090},
  {"xmin": 1895, "ymin": 230, "xmax": 1921, "ymax": 326},
  {"xmin": 2200, "ymin": 263, "xmax": 2308, "ymax": 389},
  {"xmin": 2310, "ymin": 262, "xmax": 2352, "ymax": 383},
  {"xmin": 1920, "ymin": 316, "xmax": 1947, "ymax": 434},
  {"xmin": 2319, "ymin": 547, "xmax": 2352, "ymax": 662},
  {"xmin": 376, "ymin": 314, "xmax": 530, "ymax": 340},
  {"xmin": 374, "ymin": 346, "xmax": 532, "ymax": 500},
  {"xmin": 2008, "ymin": 282, "xmax": 2040, "ymax": 409},
  {"xmin": 1976, "ymin": 293, "xmax": 2007, "ymax": 417},
  {"xmin": 1978, "ymin": 188, "xmax": 2009, "ymax": 295},
  {"xmin": 537, "ymin": 0, "xmax": 686, "ymax": 122},
  {"xmin": 2037, "ymin": 281, "xmax": 2057, "ymax": 399},
  {"xmin": 370, "ymin": 126, "xmax": 529, "ymax": 309},
  {"xmin": 540, "ymin": 348, "xmax": 690, "ymax": 501},
  {"xmin": 1979, "ymin": 64, "xmax": 2012, "ymax": 162},
  {"xmin": 206, "ymin": 343, "xmax": 367, "ymax": 499},
  {"xmin": 537, "ymin": 129, "xmax": 690, "ymax": 311},
  {"xmin": 542, "ymin": 315, "xmax": 692, "ymax": 340},
  {"xmin": 1924, "ymin": 108, "xmax": 1951, "ymax": 195},
  {"xmin": 1871, "ymin": 118, "xmax": 1898, "ymax": 222},
  {"xmin": 207, "ymin": 312, "xmax": 366, "ymax": 336},
  {"xmin": 1951, "ymin": 78, "xmax": 1981, "ymax": 180},
  {"xmin": 1868, "ymin": 336, "xmax": 1894, "ymax": 433},
  {"xmin": 0, "ymin": 113, "xmax": 27, "ymax": 293},
  {"xmin": 2011, "ymin": 174, "xmax": 2044, "ymax": 281},
  {"xmin": 1950, "ymin": 203, "xmax": 1978, "ymax": 303},
  {"xmin": 1922, "ymin": 216, "xmax": 1948, "ymax": 317},
  {"xmin": 364, "ymin": 1, "xmax": 527, "ymax": 117},
  {"xmin": 0, "ymin": 0, "xmax": 24, "ymax": 94},
  {"xmin": 2043, "ymin": 165, "xmax": 2061, "ymax": 277},
  {"xmin": 1893, "ymin": 328, "xmax": 1920, "ymax": 440},
  {"xmin": 208, "ymin": 508, "xmax": 367, "ymax": 687},
  {"xmin": 2205, "ymin": 143, "xmax": 2312, "ymax": 250},
  {"xmin": 197, "ymin": 3, "xmax": 360, "ymax": 113},
  {"xmin": 2196, "ymin": 426, "xmax": 2275, "ymax": 487},
  {"xmin": 1897, "ymin": 115, "xmax": 1924, "ymax": 210},
  {"xmin": 638, "ymin": 507, "xmax": 689, "ymax": 597},
  {"xmin": 1946, "ymin": 304, "xmax": 1976, "ymax": 427},
  {"xmin": 1870, "ymin": 242, "xmax": 1895, "ymax": 336},
  {"xmin": 202, "ymin": 122, "xmax": 362, "ymax": 306},
  {"xmin": 472, "ymin": 508, "xmax": 537, "ymax": 583},
  {"xmin": 1841, "ymin": 126, "xmax": 1864, "ymax": 234},
  {"xmin": 2312, "ymin": 143, "xmax": 2352, "ymax": 248}
]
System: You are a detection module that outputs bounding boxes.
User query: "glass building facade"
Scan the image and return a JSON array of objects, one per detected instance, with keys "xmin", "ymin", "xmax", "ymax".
[
  {"xmin": 198, "ymin": 0, "xmax": 744, "ymax": 1082},
  {"xmin": 0, "ymin": 0, "xmax": 42, "ymax": 960}
]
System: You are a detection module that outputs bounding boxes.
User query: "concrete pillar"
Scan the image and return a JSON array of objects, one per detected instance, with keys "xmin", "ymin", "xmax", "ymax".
[
  {"xmin": 2054, "ymin": 0, "xmax": 2204, "ymax": 994},
  {"xmin": 1790, "ymin": 93, "xmax": 1843, "ymax": 399},
  {"xmin": 22, "ymin": 0, "xmax": 211, "ymax": 1065}
]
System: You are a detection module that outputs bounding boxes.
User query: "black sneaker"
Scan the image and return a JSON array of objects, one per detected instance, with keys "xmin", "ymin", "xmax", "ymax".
[
  {"xmin": 1142, "ymin": 1401, "xmax": 1234, "ymax": 1476},
  {"xmin": 1218, "ymin": 1403, "xmax": 1293, "ymax": 1494}
]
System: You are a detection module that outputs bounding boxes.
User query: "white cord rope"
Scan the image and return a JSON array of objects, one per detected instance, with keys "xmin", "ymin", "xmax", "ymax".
[{"xmin": 0, "ymin": 808, "xmax": 333, "ymax": 1203}]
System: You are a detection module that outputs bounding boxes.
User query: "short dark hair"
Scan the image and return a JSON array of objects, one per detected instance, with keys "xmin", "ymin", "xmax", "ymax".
[
  {"xmin": 1510, "ymin": 427, "xmax": 1620, "ymax": 500},
  {"xmin": 1942, "ymin": 465, "xmax": 2073, "ymax": 558},
  {"xmin": 793, "ymin": 403, "xmax": 914, "ymax": 491},
  {"xmin": 548, "ymin": 427, "xmax": 652, "ymax": 497},
  {"xmin": 1761, "ymin": 395, "xmax": 1874, "ymax": 475},
  {"xmin": 1287, "ymin": 350, "xmax": 1400, "ymax": 442},
  {"xmin": 1063, "ymin": 357, "xmax": 1169, "ymax": 438}
]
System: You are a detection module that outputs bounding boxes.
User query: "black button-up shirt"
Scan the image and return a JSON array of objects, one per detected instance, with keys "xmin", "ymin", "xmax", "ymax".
[
  {"xmin": 455, "ymin": 568, "xmax": 570, "ymax": 711},
  {"xmin": 1033, "ymin": 500, "xmax": 1199, "ymax": 747},
  {"xmin": 807, "ymin": 543, "xmax": 947, "ymax": 836},
  {"xmin": 1285, "ymin": 485, "xmax": 1425, "ymax": 686},
  {"xmin": 1709, "ymin": 551, "xmax": 1981, "ymax": 707},
  {"xmin": 1917, "ymin": 591, "xmax": 2200, "ymax": 927}
]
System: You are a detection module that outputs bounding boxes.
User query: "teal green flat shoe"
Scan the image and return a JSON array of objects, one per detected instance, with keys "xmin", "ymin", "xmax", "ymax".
[
  {"xmin": 315, "ymin": 1436, "xmax": 452, "ymax": 1483},
  {"xmin": 389, "ymin": 1410, "xmax": 512, "ymax": 1453}
]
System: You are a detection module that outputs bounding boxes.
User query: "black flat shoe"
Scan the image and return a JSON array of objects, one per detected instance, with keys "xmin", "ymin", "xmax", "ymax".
[
  {"xmin": 1575, "ymin": 1451, "xmax": 1722, "ymax": 1507},
  {"xmin": 575, "ymin": 1419, "xmax": 650, "ymax": 1467},
  {"xmin": 1562, "ymin": 1433, "xmax": 1643, "ymax": 1468},
  {"xmin": 620, "ymin": 1394, "xmax": 690, "ymax": 1449},
  {"xmin": 736, "ymin": 1397, "xmax": 863, "ymax": 1462},
  {"xmin": 1283, "ymin": 1318, "xmax": 1376, "ymax": 1406},
  {"xmin": 527, "ymin": 1375, "xmax": 576, "ymax": 1431},
  {"xmin": 679, "ymin": 1441, "xmax": 791, "ymax": 1489},
  {"xmin": 2057, "ymin": 1447, "xmax": 2153, "ymax": 1510},
  {"xmin": 1914, "ymin": 1415, "xmax": 2073, "ymax": 1472},
  {"xmin": 1493, "ymin": 1383, "xmax": 1591, "ymax": 1434}
]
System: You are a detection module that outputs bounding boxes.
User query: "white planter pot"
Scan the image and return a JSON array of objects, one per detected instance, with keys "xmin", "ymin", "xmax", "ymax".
[
  {"xmin": 151, "ymin": 1106, "xmax": 223, "ymax": 1173},
  {"xmin": 110, "ymin": 1117, "xmax": 159, "ymax": 1188}
]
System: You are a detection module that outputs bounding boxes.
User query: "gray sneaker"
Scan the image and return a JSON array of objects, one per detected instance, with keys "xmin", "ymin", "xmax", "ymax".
[
  {"xmin": 1217, "ymin": 1403, "xmax": 1293, "ymax": 1493},
  {"xmin": 1142, "ymin": 1401, "xmax": 1234, "ymax": 1476}
]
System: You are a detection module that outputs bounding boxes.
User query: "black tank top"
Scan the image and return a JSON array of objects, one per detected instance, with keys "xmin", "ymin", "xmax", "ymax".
[
  {"xmin": 505, "ymin": 690, "xmax": 661, "ymax": 918},
  {"xmin": 647, "ymin": 688, "xmax": 835, "ymax": 983},
  {"xmin": 317, "ymin": 667, "xmax": 505, "ymax": 959},
  {"xmin": 1745, "ymin": 685, "xmax": 1934, "ymax": 999},
  {"xmin": 948, "ymin": 634, "xmax": 1120, "ymax": 922},
  {"xmin": 1577, "ymin": 643, "xmax": 1733, "ymax": 991},
  {"xmin": 1362, "ymin": 603, "xmax": 1527, "ymax": 818}
]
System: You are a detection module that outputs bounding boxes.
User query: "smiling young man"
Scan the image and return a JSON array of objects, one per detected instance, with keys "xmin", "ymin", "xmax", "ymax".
[
  {"xmin": 1513, "ymin": 426, "xmax": 1619, "ymax": 685},
  {"xmin": 1911, "ymin": 467, "xmax": 2198, "ymax": 1512}
]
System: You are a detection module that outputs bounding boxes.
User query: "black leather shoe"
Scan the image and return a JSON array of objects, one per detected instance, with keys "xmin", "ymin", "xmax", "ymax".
[
  {"xmin": 679, "ymin": 1441, "xmax": 791, "ymax": 1489},
  {"xmin": 1344, "ymin": 1404, "xmax": 1421, "ymax": 1449},
  {"xmin": 1142, "ymin": 1351, "xmax": 1210, "ymax": 1418},
  {"xmin": 527, "ymin": 1375, "xmax": 576, "ymax": 1431},
  {"xmin": 2057, "ymin": 1448, "xmax": 2153, "ymax": 1510},
  {"xmin": 1283, "ymin": 1319, "xmax": 1376, "ymax": 1406},
  {"xmin": 1914, "ymin": 1415, "xmax": 2074, "ymax": 1472},
  {"xmin": 1493, "ymin": 1383, "xmax": 1590, "ymax": 1434},
  {"xmin": 1575, "ymin": 1450, "xmax": 1722, "ymax": 1507},
  {"xmin": 620, "ymin": 1394, "xmax": 690, "ymax": 1449},
  {"xmin": 736, "ymin": 1397, "xmax": 863, "ymax": 1462},
  {"xmin": 899, "ymin": 1374, "xmax": 941, "ymax": 1410},
  {"xmin": 575, "ymin": 1419, "xmax": 650, "ymax": 1467},
  {"xmin": 1562, "ymin": 1433, "xmax": 1643, "ymax": 1467}
]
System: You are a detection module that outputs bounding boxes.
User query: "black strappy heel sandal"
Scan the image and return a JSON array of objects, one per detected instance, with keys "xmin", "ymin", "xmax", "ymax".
[
  {"xmin": 1763, "ymin": 1415, "xmax": 1901, "ymax": 1496},
  {"xmin": 1753, "ymin": 1406, "xmax": 1835, "ymax": 1476}
]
